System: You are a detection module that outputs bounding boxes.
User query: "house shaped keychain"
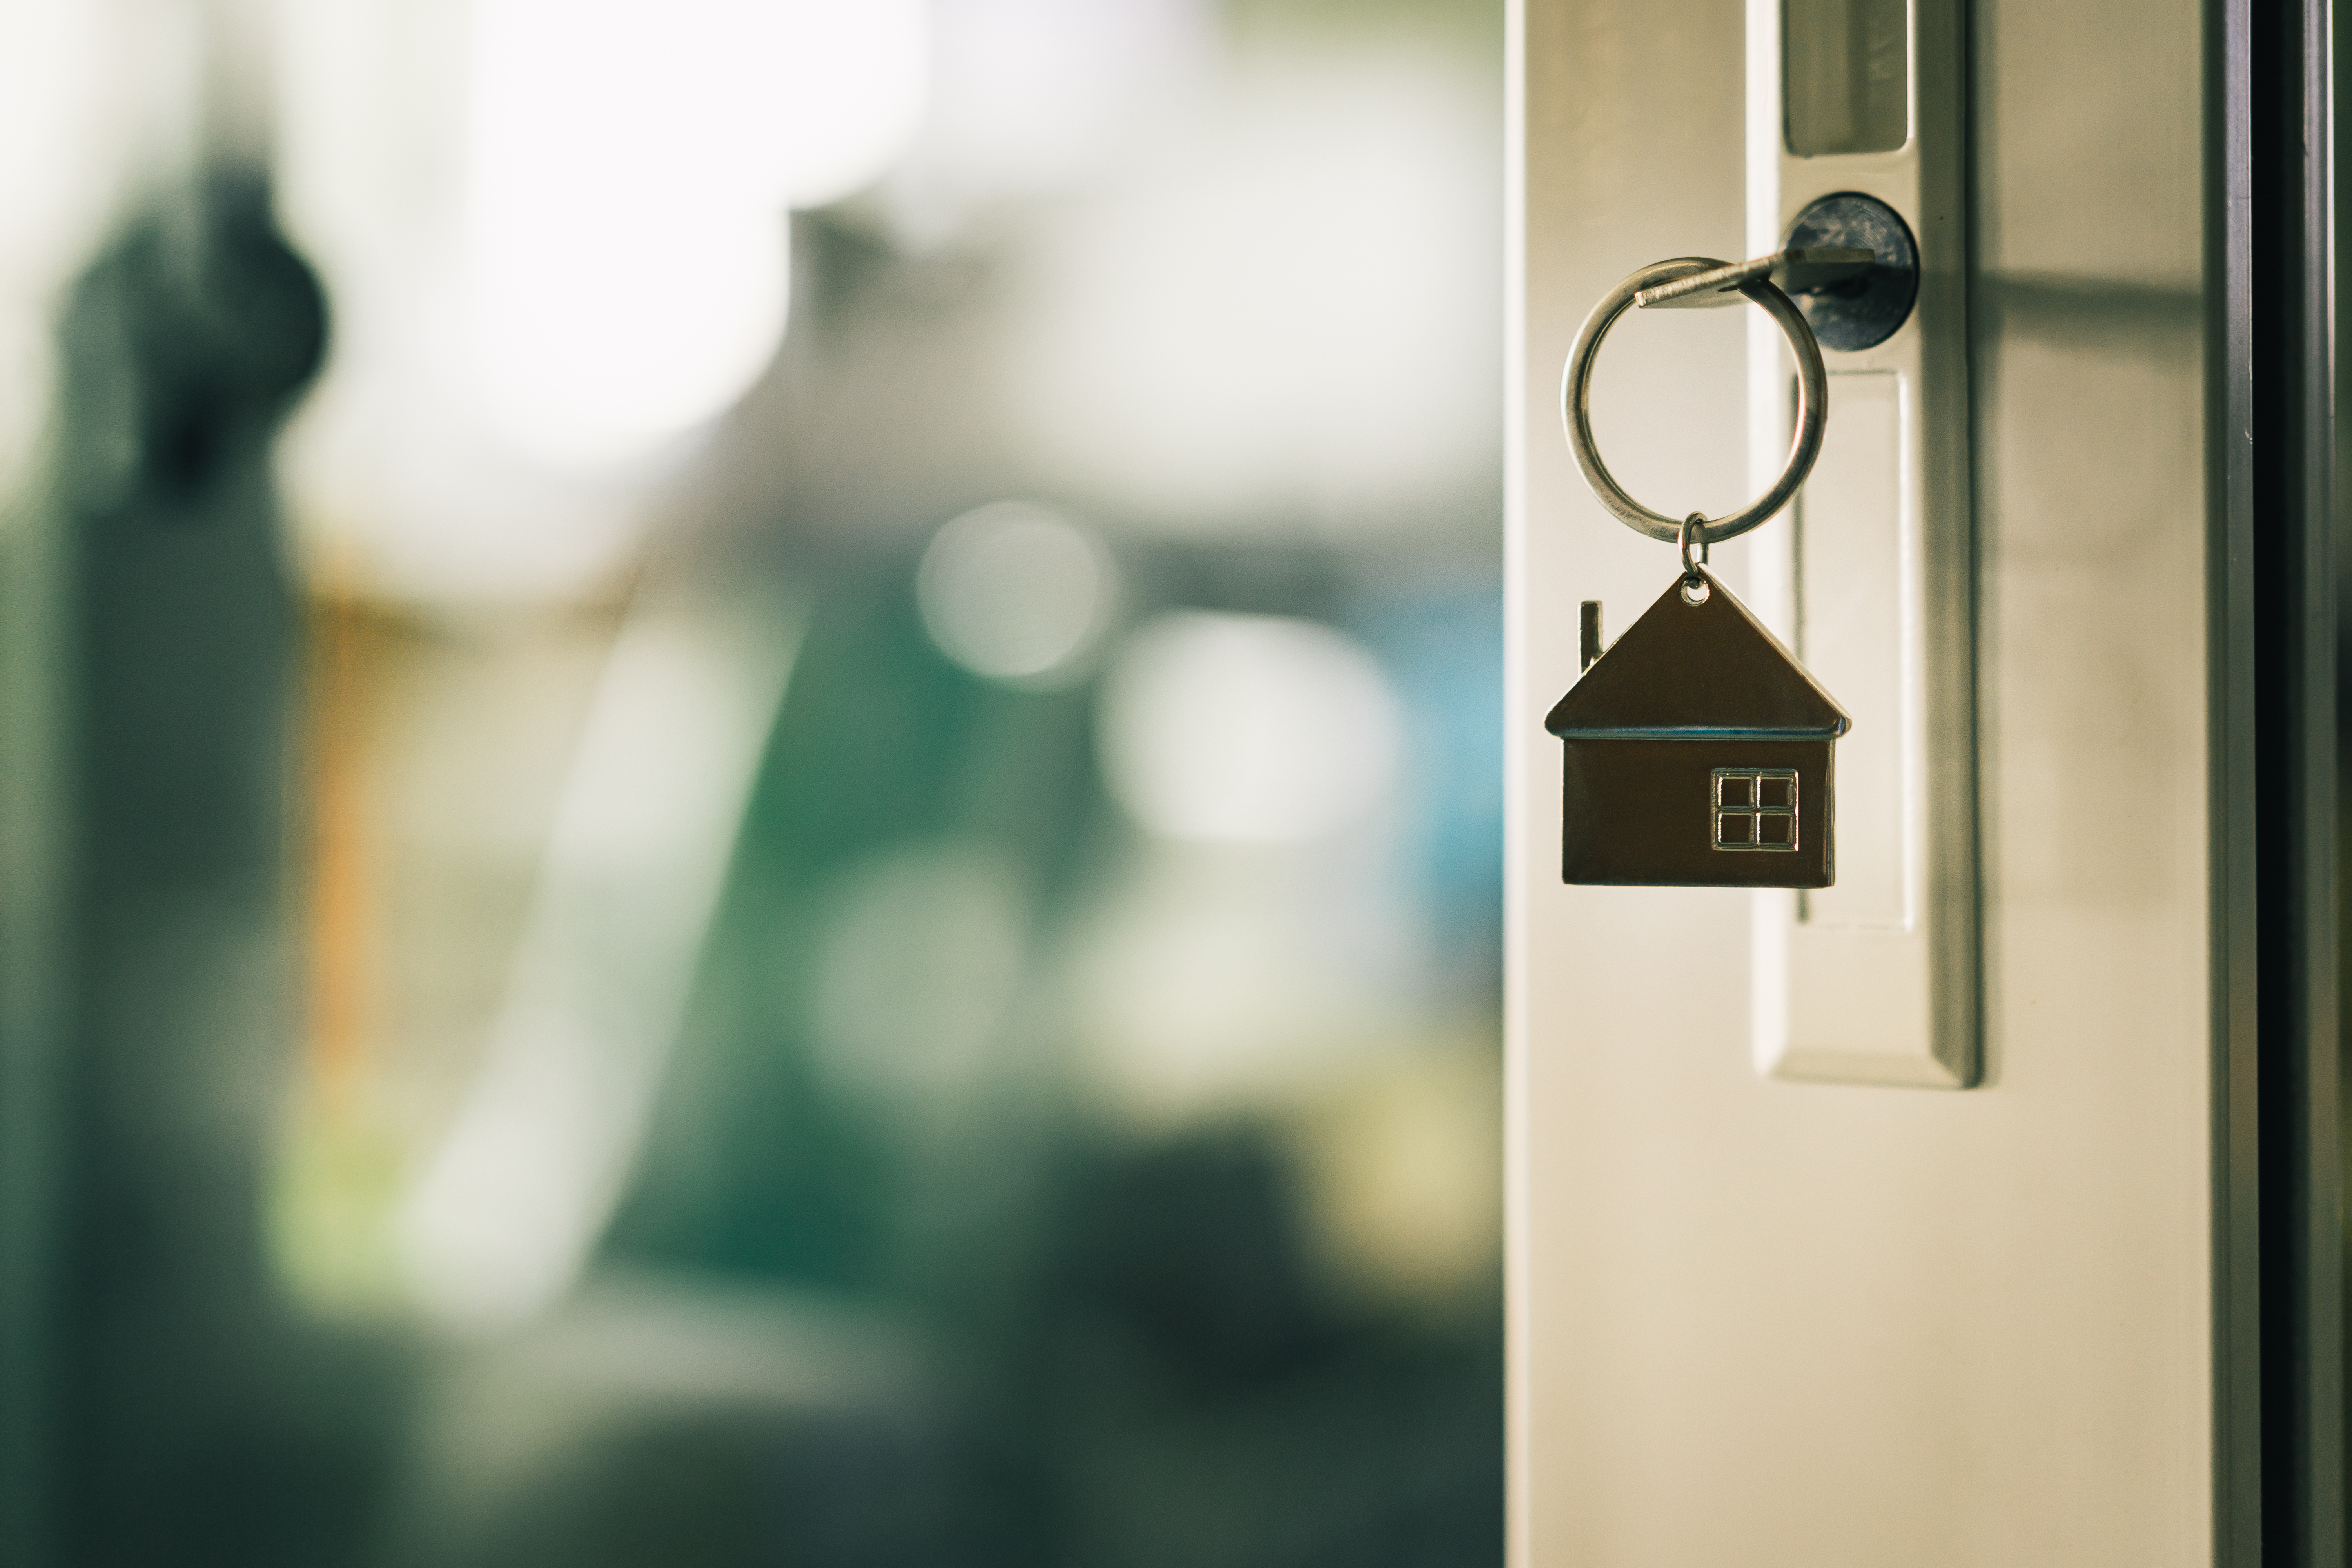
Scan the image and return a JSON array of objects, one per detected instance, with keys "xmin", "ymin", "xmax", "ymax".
[
  {"xmin": 1552, "ymin": 250, "xmax": 1860, "ymax": 889},
  {"xmin": 1546, "ymin": 565, "xmax": 1847, "ymax": 887}
]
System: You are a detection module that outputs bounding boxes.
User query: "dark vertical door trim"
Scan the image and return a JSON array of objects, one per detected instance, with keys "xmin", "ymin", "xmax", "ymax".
[{"xmin": 2228, "ymin": 0, "xmax": 2346, "ymax": 1561}]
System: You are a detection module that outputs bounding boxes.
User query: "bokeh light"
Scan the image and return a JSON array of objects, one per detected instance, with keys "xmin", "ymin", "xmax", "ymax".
[
  {"xmin": 462, "ymin": 0, "xmax": 929, "ymax": 467},
  {"xmin": 1099, "ymin": 610, "xmax": 1404, "ymax": 844},
  {"xmin": 999, "ymin": 49, "xmax": 1497, "ymax": 528},
  {"xmin": 916, "ymin": 501, "xmax": 1118, "ymax": 684}
]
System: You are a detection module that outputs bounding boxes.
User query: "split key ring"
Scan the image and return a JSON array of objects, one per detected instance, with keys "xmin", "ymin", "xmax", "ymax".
[{"xmin": 1560, "ymin": 254, "xmax": 1831, "ymax": 546}]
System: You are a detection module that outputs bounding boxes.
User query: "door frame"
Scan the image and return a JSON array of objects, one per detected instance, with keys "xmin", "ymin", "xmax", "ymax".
[{"xmin": 2221, "ymin": 0, "xmax": 2344, "ymax": 1561}]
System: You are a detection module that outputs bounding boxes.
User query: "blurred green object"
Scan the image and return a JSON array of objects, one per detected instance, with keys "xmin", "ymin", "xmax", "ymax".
[{"xmin": 6, "ymin": 169, "xmax": 417, "ymax": 1568}]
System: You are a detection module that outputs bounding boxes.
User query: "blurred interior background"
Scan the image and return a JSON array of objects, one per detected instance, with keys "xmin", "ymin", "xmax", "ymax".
[{"xmin": 0, "ymin": 0, "xmax": 1504, "ymax": 1562}]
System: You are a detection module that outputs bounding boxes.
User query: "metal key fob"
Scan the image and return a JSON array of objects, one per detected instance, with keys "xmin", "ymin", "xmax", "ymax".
[
  {"xmin": 1548, "ymin": 566, "xmax": 1847, "ymax": 887},
  {"xmin": 1551, "ymin": 251, "xmax": 1858, "ymax": 889}
]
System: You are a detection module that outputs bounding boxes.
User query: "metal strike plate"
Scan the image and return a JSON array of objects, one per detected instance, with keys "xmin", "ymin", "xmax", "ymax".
[{"xmin": 1742, "ymin": 0, "xmax": 1977, "ymax": 1089}]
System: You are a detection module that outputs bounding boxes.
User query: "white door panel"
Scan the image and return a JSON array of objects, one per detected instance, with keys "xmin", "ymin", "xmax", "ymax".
[{"xmin": 1509, "ymin": 0, "xmax": 2213, "ymax": 1560}]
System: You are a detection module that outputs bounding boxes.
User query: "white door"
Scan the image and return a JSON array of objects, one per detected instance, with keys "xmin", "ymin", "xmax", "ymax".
[{"xmin": 1507, "ymin": 0, "xmax": 2328, "ymax": 1562}]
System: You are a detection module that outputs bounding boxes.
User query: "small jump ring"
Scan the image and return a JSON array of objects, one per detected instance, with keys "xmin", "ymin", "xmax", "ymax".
[
  {"xmin": 1559, "ymin": 257, "xmax": 1828, "ymax": 545},
  {"xmin": 1677, "ymin": 515, "xmax": 1712, "ymax": 603},
  {"xmin": 1678, "ymin": 514, "xmax": 1708, "ymax": 579}
]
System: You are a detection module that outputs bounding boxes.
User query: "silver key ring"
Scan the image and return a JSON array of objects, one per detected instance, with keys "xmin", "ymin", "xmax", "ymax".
[{"xmin": 1560, "ymin": 256, "xmax": 1828, "ymax": 545}]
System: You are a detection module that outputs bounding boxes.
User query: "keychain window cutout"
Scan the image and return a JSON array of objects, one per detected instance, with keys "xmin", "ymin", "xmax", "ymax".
[{"xmin": 1712, "ymin": 768, "xmax": 1798, "ymax": 851}]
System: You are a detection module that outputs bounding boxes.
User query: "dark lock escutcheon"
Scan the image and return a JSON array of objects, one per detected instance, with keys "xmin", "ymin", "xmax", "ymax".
[{"xmin": 1782, "ymin": 192, "xmax": 1918, "ymax": 352}]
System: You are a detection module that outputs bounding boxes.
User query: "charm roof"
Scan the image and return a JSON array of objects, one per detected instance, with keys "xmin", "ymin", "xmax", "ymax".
[{"xmin": 1545, "ymin": 570, "xmax": 1850, "ymax": 739}]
